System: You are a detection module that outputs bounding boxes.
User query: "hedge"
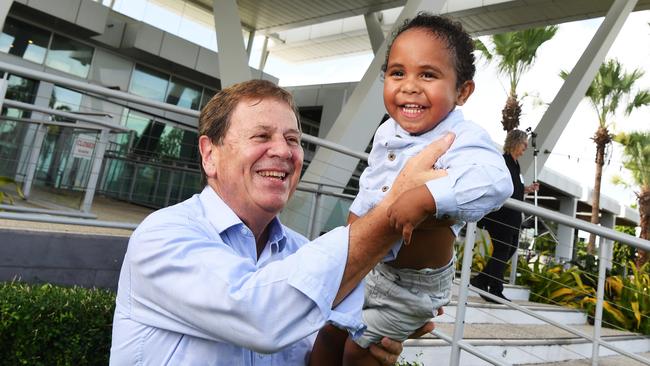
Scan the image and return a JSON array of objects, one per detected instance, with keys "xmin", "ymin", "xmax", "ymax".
[{"xmin": 0, "ymin": 282, "xmax": 116, "ymax": 366}]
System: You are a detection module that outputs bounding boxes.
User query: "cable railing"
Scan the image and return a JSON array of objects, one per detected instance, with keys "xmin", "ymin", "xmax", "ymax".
[{"xmin": 1, "ymin": 61, "xmax": 649, "ymax": 365}]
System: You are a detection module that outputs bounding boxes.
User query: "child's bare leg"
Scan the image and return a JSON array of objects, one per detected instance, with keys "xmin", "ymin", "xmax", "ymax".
[
  {"xmin": 343, "ymin": 337, "xmax": 380, "ymax": 366},
  {"xmin": 309, "ymin": 324, "xmax": 347, "ymax": 366}
]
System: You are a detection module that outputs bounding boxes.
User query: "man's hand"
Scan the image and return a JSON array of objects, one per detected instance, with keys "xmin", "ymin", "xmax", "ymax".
[
  {"xmin": 387, "ymin": 185, "xmax": 437, "ymax": 245},
  {"xmin": 368, "ymin": 320, "xmax": 437, "ymax": 365},
  {"xmin": 388, "ymin": 133, "xmax": 454, "ymax": 204}
]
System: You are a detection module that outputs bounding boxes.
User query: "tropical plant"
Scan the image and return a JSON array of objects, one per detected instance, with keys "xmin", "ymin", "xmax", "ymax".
[
  {"xmin": 582, "ymin": 262, "xmax": 650, "ymax": 334},
  {"xmin": 561, "ymin": 59, "xmax": 649, "ymax": 253},
  {"xmin": 474, "ymin": 26, "xmax": 558, "ymax": 131},
  {"xmin": 0, "ymin": 176, "xmax": 24, "ymax": 204},
  {"xmin": 517, "ymin": 253, "xmax": 595, "ymax": 306},
  {"xmin": 614, "ymin": 131, "xmax": 650, "ymax": 267}
]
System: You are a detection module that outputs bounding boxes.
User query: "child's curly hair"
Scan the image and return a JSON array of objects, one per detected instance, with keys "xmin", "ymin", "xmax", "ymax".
[{"xmin": 381, "ymin": 12, "xmax": 476, "ymax": 89}]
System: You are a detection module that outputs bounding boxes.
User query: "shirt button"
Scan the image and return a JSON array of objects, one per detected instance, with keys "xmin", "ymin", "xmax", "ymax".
[
  {"xmin": 381, "ymin": 185, "xmax": 389, "ymax": 192},
  {"xmin": 387, "ymin": 152, "xmax": 396, "ymax": 161}
]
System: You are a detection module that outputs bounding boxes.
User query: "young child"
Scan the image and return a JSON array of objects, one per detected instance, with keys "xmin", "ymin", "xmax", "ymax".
[{"xmin": 309, "ymin": 13, "xmax": 513, "ymax": 366}]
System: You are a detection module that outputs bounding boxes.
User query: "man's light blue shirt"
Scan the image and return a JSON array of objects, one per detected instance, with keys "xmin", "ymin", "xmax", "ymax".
[
  {"xmin": 350, "ymin": 109, "xmax": 512, "ymax": 260},
  {"xmin": 110, "ymin": 186, "xmax": 364, "ymax": 365}
]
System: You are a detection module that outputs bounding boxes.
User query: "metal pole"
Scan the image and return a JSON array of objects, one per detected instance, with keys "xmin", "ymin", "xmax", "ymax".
[
  {"xmin": 307, "ymin": 184, "xmax": 323, "ymax": 240},
  {"xmin": 81, "ymin": 128, "xmax": 109, "ymax": 212},
  {"xmin": 0, "ymin": 72, "xmax": 8, "ymax": 110},
  {"xmin": 450, "ymin": 221, "xmax": 477, "ymax": 366},
  {"xmin": 22, "ymin": 123, "xmax": 47, "ymax": 199},
  {"xmin": 509, "ymin": 245, "xmax": 518, "ymax": 286},
  {"xmin": 591, "ymin": 237, "xmax": 610, "ymax": 365}
]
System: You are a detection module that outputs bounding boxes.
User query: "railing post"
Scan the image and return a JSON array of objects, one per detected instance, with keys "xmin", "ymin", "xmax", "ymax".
[
  {"xmin": 0, "ymin": 72, "xmax": 8, "ymax": 110},
  {"xmin": 450, "ymin": 221, "xmax": 477, "ymax": 366},
  {"xmin": 591, "ymin": 235, "xmax": 611, "ymax": 365},
  {"xmin": 22, "ymin": 123, "xmax": 47, "ymax": 199},
  {"xmin": 307, "ymin": 184, "xmax": 323, "ymax": 240},
  {"xmin": 81, "ymin": 128, "xmax": 109, "ymax": 213},
  {"xmin": 509, "ymin": 245, "xmax": 519, "ymax": 286}
]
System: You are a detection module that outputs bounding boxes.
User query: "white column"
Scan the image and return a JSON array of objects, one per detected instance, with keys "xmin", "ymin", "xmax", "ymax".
[
  {"xmin": 520, "ymin": 0, "xmax": 637, "ymax": 182},
  {"xmin": 555, "ymin": 197, "xmax": 578, "ymax": 261},
  {"xmin": 364, "ymin": 12, "xmax": 385, "ymax": 55},
  {"xmin": 282, "ymin": 0, "xmax": 445, "ymax": 236},
  {"xmin": 600, "ymin": 212, "xmax": 616, "ymax": 270},
  {"xmin": 212, "ymin": 0, "xmax": 251, "ymax": 87},
  {"xmin": 81, "ymin": 128, "xmax": 109, "ymax": 213},
  {"xmin": 0, "ymin": 0, "xmax": 13, "ymax": 33}
]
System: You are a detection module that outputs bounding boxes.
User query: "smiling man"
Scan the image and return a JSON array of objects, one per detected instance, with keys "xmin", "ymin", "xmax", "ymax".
[{"xmin": 110, "ymin": 80, "xmax": 453, "ymax": 366}]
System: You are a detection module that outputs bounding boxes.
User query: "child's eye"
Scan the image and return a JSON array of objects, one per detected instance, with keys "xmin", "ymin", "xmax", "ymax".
[
  {"xmin": 389, "ymin": 70, "xmax": 404, "ymax": 78},
  {"xmin": 421, "ymin": 72, "xmax": 436, "ymax": 79}
]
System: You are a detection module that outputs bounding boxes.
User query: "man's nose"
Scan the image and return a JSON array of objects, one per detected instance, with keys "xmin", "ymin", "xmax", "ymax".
[{"xmin": 268, "ymin": 137, "xmax": 293, "ymax": 159}]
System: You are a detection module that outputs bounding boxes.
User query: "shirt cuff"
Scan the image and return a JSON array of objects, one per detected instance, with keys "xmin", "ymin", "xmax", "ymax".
[
  {"xmin": 329, "ymin": 281, "xmax": 366, "ymax": 339},
  {"xmin": 425, "ymin": 176, "xmax": 458, "ymax": 219},
  {"xmin": 286, "ymin": 226, "xmax": 364, "ymax": 335}
]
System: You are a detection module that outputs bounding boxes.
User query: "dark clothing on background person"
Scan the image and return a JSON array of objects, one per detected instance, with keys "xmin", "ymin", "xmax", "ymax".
[{"xmin": 473, "ymin": 153, "xmax": 525, "ymax": 297}]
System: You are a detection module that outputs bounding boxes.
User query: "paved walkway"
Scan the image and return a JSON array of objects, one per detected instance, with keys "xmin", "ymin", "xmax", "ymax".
[{"xmin": 0, "ymin": 191, "xmax": 155, "ymax": 237}]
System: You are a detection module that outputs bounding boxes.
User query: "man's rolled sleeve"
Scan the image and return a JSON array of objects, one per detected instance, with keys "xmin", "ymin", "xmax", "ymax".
[{"xmin": 286, "ymin": 226, "xmax": 365, "ymax": 335}]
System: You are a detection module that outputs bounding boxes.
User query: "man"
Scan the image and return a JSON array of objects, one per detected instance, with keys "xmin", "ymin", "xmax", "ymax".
[{"xmin": 110, "ymin": 80, "xmax": 453, "ymax": 365}]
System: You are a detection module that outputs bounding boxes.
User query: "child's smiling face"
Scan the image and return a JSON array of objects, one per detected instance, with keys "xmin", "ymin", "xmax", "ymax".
[{"xmin": 383, "ymin": 28, "xmax": 473, "ymax": 135}]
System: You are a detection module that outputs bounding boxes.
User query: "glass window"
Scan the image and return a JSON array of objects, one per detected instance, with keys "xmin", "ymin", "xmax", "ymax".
[
  {"xmin": 2, "ymin": 74, "xmax": 39, "ymax": 119},
  {"xmin": 166, "ymin": 77, "xmax": 201, "ymax": 110},
  {"xmin": 0, "ymin": 18, "xmax": 50, "ymax": 64},
  {"xmin": 200, "ymin": 88, "xmax": 216, "ymax": 109},
  {"xmin": 50, "ymin": 86, "xmax": 83, "ymax": 112},
  {"xmin": 45, "ymin": 34, "xmax": 94, "ymax": 78},
  {"xmin": 129, "ymin": 64, "xmax": 169, "ymax": 102}
]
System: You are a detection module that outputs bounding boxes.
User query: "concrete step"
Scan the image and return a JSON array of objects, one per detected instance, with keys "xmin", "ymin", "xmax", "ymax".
[
  {"xmin": 402, "ymin": 323, "xmax": 650, "ymax": 365},
  {"xmin": 439, "ymin": 298, "xmax": 588, "ymax": 326},
  {"xmin": 452, "ymin": 281, "xmax": 531, "ymax": 302}
]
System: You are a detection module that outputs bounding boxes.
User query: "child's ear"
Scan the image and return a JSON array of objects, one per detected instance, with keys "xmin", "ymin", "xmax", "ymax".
[{"xmin": 455, "ymin": 80, "xmax": 475, "ymax": 106}]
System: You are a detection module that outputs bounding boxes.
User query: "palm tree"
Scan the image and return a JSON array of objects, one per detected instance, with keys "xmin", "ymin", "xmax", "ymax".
[
  {"xmin": 561, "ymin": 60, "xmax": 648, "ymax": 253},
  {"xmin": 614, "ymin": 130, "xmax": 650, "ymax": 267},
  {"xmin": 475, "ymin": 26, "xmax": 558, "ymax": 132}
]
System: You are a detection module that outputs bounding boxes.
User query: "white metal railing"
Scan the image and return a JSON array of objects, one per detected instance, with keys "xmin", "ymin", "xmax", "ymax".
[{"xmin": 2, "ymin": 60, "xmax": 650, "ymax": 365}]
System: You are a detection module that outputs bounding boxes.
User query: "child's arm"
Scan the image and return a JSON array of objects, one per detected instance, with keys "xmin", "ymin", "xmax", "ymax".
[
  {"xmin": 309, "ymin": 324, "xmax": 347, "ymax": 366},
  {"xmin": 386, "ymin": 185, "xmax": 437, "ymax": 244}
]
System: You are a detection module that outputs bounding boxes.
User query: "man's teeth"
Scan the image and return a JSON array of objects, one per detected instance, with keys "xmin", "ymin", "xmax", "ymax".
[{"xmin": 259, "ymin": 171, "xmax": 286, "ymax": 179}]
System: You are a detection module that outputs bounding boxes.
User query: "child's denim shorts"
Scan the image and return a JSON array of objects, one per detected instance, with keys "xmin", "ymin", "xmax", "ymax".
[{"xmin": 354, "ymin": 260, "xmax": 454, "ymax": 348}]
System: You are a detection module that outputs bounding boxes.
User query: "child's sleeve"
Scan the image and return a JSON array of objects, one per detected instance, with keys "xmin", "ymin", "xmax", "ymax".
[{"xmin": 425, "ymin": 126, "xmax": 513, "ymax": 222}]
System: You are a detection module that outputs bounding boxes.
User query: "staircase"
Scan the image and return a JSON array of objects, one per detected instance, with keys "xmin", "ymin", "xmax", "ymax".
[{"xmin": 401, "ymin": 284, "xmax": 650, "ymax": 365}]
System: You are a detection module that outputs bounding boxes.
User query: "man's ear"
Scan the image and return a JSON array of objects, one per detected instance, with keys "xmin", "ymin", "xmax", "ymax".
[
  {"xmin": 199, "ymin": 135, "xmax": 217, "ymax": 178},
  {"xmin": 455, "ymin": 80, "xmax": 475, "ymax": 106}
]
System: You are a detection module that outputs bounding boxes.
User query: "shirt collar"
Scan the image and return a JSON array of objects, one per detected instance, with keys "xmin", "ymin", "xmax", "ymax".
[
  {"xmin": 199, "ymin": 186, "xmax": 243, "ymax": 234},
  {"xmin": 199, "ymin": 186, "xmax": 288, "ymax": 253}
]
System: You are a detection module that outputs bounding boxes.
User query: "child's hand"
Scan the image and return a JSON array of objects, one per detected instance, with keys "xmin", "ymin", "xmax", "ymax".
[{"xmin": 387, "ymin": 185, "xmax": 436, "ymax": 244}]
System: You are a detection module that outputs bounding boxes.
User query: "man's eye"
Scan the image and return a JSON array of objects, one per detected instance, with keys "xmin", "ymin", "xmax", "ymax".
[
  {"xmin": 287, "ymin": 136, "xmax": 301, "ymax": 145},
  {"xmin": 253, "ymin": 134, "xmax": 269, "ymax": 140}
]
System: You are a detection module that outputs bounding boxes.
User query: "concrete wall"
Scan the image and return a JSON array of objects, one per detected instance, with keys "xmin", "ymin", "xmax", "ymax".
[{"xmin": 0, "ymin": 229, "xmax": 128, "ymax": 290}]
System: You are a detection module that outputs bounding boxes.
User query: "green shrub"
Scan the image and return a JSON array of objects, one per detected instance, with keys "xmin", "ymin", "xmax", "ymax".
[{"xmin": 0, "ymin": 282, "xmax": 116, "ymax": 366}]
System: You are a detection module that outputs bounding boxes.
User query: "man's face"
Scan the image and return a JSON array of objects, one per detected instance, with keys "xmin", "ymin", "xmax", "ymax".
[
  {"xmin": 383, "ymin": 28, "xmax": 472, "ymax": 135},
  {"xmin": 204, "ymin": 98, "xmax": 303, "ymax": 223}
]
